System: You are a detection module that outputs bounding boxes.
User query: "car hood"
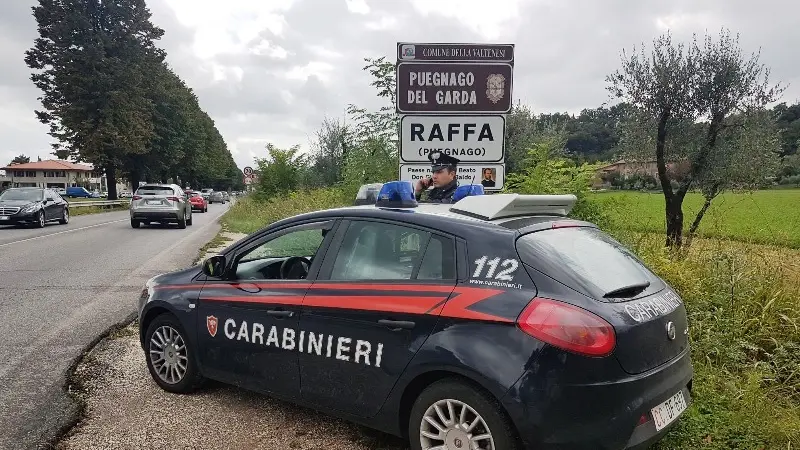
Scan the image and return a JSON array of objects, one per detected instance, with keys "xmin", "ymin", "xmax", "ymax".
[{"xmin": 0, "ymin": 200, "xmax": 37, "ymax": 207}]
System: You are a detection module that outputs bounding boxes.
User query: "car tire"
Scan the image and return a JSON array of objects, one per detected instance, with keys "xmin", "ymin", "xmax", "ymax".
[
  {"xmin": 131, "ymin": 219, "xmax": 140, "ymax": 228},
  {"xmin": 144, "ymin": 313, "xmax": 204, "ymax": 394},
  {"xmin": 35, "ymin": 210, "xmax": 46, "ymax": 228},
  {"xmin": 187, "ymin": 211, "xmax": 193, "ymax": 226},
  {"xmin": 177, "ymin": 213, "xmax": 187, "ymax": 229},
  {"xmin": 59, "ymin": 208, "xmax": 69, "ymax": 225},
  {"xmin": 408, "ymin": 379, "xmax": 519, "ymax": 450}
]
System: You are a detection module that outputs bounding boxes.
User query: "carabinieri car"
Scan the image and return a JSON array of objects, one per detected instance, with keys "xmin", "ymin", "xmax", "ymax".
[{"xmin": 137, "ymin": 181, "xmax": 693, "ymax": 450}]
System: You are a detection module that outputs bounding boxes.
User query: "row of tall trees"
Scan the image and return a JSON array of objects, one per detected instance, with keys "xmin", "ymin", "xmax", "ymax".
[
  {"xmin": 252, "ymin": 28, "xmax": 795, "ymax": 249},
  {"xmin": 23, "ymin": 0, "xmax": 243, "ymax": 198}
]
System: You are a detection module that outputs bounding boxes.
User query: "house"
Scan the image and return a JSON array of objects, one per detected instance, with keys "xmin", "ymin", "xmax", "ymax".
[{"xmin": 0, "ymin": 159, "xmax": 110, "ymax": 192}]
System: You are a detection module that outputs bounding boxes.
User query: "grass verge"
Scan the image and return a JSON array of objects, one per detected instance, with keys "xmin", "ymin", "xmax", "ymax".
[{"xmin": 70, "ymin": 205, "xmax": 129, "ymax": 216}]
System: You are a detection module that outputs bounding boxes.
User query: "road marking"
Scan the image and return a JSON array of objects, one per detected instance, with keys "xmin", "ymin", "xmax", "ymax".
[
  {"xmin": 0, "ymin": 204, "xmax": 231, "ymax": 249},
  {"xmin": 0, "ymin": 218, "xmax": 129, "ymax": 248}
]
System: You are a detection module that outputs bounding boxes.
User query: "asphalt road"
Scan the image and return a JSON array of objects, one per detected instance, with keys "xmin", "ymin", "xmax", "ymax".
[{"xmin": 0, "ymin": 202, "xmax": 232, "ymax": 450}]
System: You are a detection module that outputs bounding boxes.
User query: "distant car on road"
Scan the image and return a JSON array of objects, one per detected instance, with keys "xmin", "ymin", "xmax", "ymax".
[
  {"xmin": 0, "ymin": 187, "xmax": 69, "ymax": 227},
  {"xmin": 130, "ymin": 184, "xmax": 193, "ymax": 229},
  {"xmin": 208, "ymin": 191, "xmax": 225, "ymax": 204},
  {"xmin": 188, "ymin": 191, "xmax": 208, "ymax": 213},
  {"xmin": 136, "ymin": 181, "xmax": 692, "ymax": 450},
  {"xmin": 65, "ymin": 186, "xmax": 94, "ymax": 198}
]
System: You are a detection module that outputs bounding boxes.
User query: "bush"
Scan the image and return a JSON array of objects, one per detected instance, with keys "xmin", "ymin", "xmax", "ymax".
[
  {"xmin": 222, "ymin": 188, "xmax": 349, "ymax": 234},
  {"xmin": 612, "ymin": 231, "xmax": 800, "ymax": 449}
]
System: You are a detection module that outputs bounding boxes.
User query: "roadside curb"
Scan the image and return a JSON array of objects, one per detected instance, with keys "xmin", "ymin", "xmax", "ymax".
[{"xmin": 38, "ymin": 311, "xmax": 137, "ymax": 450}]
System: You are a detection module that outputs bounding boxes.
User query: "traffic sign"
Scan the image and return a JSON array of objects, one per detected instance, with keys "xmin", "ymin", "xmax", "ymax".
[
  {"xmin": 400, "ymin": 115, "xmax": 505, "ymax": 163},
  {"xmin": 396, "ymin": 62, "xmax": 513, "ymax": 114},
  {"xmin": 397, "ymin": 42, "xmax": 515, "ymax": 63},
  {"xmin": 400, "ymin": 163, "xmax": 505, "ymax": 191},
  {"xmin": 243, "ymin": 166, "xmax": 253, "ymax": 176}
]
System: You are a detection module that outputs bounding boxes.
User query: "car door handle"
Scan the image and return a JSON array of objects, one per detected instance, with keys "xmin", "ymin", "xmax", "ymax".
[
  {"xmin": 267, "ymin": 310, "xmax": 294, "ymax": 318},
  {"xmin": 378, "ymin": 319, "xmax": 415, "ymax": 330}
]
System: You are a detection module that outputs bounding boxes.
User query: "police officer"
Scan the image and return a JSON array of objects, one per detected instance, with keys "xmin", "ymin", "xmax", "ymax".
[{"xmin": 414, "ymin": 150, "xmax": 460, "ymax": 203}]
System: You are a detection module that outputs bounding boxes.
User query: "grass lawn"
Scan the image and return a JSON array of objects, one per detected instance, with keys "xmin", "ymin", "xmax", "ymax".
[{"xmin": 592, "ymin": 188, "xmax": 800, "ymax": 248}]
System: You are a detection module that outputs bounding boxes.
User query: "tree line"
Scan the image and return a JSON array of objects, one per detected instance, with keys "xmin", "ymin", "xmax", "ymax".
[
  {"xmin": 23, "ymin": 0, "xmax": 244, "ymax": 199},
  {"xmin": 253, "ymin": 29, "xmax": 798, "ymax": 249}
]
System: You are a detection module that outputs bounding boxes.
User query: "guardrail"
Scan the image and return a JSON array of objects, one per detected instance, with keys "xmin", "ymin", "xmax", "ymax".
[{"xmin": 68, "ymin": 200, "xmax": 130, "ymax": 208}]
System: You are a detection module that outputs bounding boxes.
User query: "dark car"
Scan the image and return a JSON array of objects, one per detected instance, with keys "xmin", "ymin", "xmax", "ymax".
[
  {"xmin": 0, "ymin": 187, "xmax": 69, "ymax": 228},
  {"xmin": 136, "ymin": 181, "xmax": 692, "ymax": 450}
]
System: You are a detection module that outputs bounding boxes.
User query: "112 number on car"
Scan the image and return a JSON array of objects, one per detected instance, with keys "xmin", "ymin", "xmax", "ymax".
[{"xmin": 473, "ymin": 256, "xmax": 519, "ymax": 281}]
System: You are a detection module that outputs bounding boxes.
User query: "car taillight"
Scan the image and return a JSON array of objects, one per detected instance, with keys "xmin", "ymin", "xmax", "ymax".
[
  {"xmin": 167, "ymin": 196, "xmax": 180, "ymax": 201},
  {"xmin": 132, "ymin": 195, "xmax": 142, "ymax": 200},
  {"xmin": 517, "ymin": 297, "xmax": 616, "ymax": 357}
]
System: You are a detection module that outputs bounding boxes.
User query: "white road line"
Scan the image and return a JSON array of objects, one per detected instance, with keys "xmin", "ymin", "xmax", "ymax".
[
  {"xmin": 0, "ymin": 205, "xmax": 230, "ymax": 249},
  {"xmin": 0, "ymin": 218, "xmax": 129, "ymax": 248}
]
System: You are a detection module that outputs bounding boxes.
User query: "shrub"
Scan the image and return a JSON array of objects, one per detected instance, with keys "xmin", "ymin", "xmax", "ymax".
[{"xmin": 222, "ymin": 188, "xmax": 349, "ymax": 234}]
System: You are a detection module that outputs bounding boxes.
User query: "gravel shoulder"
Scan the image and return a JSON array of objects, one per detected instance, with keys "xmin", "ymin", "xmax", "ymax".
[{"xmin": 56, "ymin": 231, "xmax": 408, "ymax": 450}]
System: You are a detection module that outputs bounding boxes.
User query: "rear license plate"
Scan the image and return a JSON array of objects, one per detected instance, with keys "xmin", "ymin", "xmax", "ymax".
[
  {"xmin": 0, "ymin": 216, "xmax": 8, "ymax": 220},
  {"xmin": 146, "ymin": 200, "xmax": 161, "ymax": 205},
  {"xmin": 651, "ymin": 390, "xmax": 688, "ymax": 431}
]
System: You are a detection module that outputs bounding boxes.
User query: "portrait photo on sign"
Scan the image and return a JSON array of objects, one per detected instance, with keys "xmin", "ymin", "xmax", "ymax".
[{"xmin": 480, "ymin": 167, "xmax": 496, "ymax": 188}]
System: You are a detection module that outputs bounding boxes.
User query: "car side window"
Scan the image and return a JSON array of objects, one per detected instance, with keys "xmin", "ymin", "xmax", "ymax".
[
  {"xmin": 417, "ymin": 234, "xmax": 456, "ymax": 280},
  {"xmin": 234, "ymin": 226, "xmax": 328, "ymax": 280},
  {"xmin": 329, "ymin": 221, "xmax": 434, "ymax": 281}
]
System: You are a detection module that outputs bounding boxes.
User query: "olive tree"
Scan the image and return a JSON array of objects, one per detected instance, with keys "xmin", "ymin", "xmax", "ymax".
[{"xmin": 608, "ymin": 29, "xmax": 784, "ymax": 247}]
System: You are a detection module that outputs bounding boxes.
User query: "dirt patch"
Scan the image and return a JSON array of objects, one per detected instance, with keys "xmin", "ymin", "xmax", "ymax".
[{"xmin": 55, "ymin": 322, "xmax": 407, "ymax": 450}]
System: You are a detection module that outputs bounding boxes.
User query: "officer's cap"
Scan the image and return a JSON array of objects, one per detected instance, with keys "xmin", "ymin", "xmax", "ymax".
[{"xmin": 428, "ymin": 151, "xmax": 460, "ymax": 171}]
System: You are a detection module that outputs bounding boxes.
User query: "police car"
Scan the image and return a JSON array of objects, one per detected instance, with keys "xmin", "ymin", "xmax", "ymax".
[{"xmin": 137, "ymin": 181, "xmax": 692, "ymax": 450}]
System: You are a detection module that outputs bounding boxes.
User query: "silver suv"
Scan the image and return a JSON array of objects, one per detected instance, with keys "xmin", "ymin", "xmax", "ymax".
[{"xmin": 130, "ymin": 184, "xmax": 193, "ymax": 229}]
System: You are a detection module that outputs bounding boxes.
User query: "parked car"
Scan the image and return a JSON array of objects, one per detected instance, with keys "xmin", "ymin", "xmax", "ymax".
[
  {"xmin": 221, "ymin": 192, "xmax": 230, "ymax": 202},
  {"xmin": 136, "ymin": 182, "xmax": 692, "ymax": 450},
  {"xmin": 0, "ymin": 187, "xmax": 69, "ymax": 227},
  {"xmin": 130, "ymin": 184, "xmax": 193, "ymax": 229},
  {"xmin": 65, "ymin": 186, "xmax": 93, "ymax": 198},
  {"xmin": 188, "ymin": 191, "xmax": 208, "ymax": 213},
  {"xmin": 208, "ymin": 191, "xmax": 225, "ymax": 204}
]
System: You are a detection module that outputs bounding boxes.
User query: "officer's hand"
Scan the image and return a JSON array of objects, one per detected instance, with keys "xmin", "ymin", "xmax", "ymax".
[{"xmin": 415, "ymin": 178, "xmax": 430, "ymax": 192}]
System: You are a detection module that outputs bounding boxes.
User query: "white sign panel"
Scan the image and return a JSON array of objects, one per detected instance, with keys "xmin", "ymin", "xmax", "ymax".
[
  {"xmin": 400, "ymin": 115, "xmax": 505, "ymax": 163},
  {"xmin": 400, "ymin": 163, "xmax": 505, "ymax": 190}
]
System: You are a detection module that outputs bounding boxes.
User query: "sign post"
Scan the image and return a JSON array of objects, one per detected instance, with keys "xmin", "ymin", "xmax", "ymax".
[{"xmin": 396, "ymin": 42, "xmax": 514, "ymax": 191}]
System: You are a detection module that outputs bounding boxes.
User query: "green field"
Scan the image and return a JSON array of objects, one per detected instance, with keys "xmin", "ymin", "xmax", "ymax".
[{"xmin": 593, "ymin": 188, "xmax": 800, "ymax": 248}]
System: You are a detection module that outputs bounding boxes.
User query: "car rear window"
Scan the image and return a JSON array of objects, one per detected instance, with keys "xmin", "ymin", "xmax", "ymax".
[
  {"xmin": 516, "ymin": 227, "xmax": 663, "ymax": 300},
  {"xmin": 137, "ymin": 186, "xmax": 174, "ymax": 195}
]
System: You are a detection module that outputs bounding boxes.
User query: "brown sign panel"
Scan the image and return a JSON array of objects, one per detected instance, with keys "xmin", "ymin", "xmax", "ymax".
[
  {"xmin": 397, "ymin": 62, "xmax": 513, "ymax": 114},
  {"xmin": 397, "ymin": 42, "xmax": 514, "ymax": 63}
]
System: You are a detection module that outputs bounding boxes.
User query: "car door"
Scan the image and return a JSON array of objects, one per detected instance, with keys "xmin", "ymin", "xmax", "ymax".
[
  {"xmin": 298, "ymin": 218, "xmax": 458, "ymax": 418},
  {"xmin": 43, "ymin": 189, "xmax": 60, "ymax": 220},
  {"xmin": 195, "ymin": 219, "xmax": 339, "ymax": 399}
]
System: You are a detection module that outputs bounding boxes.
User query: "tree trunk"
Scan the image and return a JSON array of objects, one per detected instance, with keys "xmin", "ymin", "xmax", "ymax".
[
  {"xmin": 106, "ymin": 163, "xmax": 118, "ymax": 200},
  {"xmin": 665, "ymin": 196, "xmax": 683, "ymax": 247},
  {"xmin": 130, "ymin": 170, "xmax": 141, "ymax": 193},
  {"xmin": 685, "ymin": 196, "xmax": 712, "ymax": 249}
]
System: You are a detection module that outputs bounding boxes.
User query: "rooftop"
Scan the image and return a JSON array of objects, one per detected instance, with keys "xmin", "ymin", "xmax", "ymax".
[{"xmin": 1, "ymin": 159, "xmax": 94, "ymax": 172}]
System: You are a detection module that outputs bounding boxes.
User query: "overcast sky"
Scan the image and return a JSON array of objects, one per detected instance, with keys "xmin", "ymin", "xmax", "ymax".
[{"xmin": 1, "ymin": 0, "xmax": 798, "ymax": 170}]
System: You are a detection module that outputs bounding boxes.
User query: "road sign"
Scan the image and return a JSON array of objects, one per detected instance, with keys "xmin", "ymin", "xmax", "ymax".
[
  {"xmin": 397, "ymin": 62, "xmax": 513, "ymax": 114},
  {"xmin": 400, "ymin": 115, "xmax": 505, "ymax": 163},
  {"xmin": 397, "ymin": 42, "xmax": 515, "ymax": 63},
  {"xmin": 243, "ymin": 166, "xmax": 253, "ymax": 176},
  {"xmin": 400, "ymin": 163, "xmax": 505, "ymax": 191}
]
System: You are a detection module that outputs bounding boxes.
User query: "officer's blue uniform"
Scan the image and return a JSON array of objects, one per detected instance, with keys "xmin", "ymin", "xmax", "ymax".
[{"xmin": 416, "ymin": 151, "xmax": 460, "ymax": 203}]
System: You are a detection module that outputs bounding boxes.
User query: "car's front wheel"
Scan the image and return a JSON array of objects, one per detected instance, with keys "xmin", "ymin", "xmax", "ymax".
[
  {"xmin": 35, "ymin": 210, "xmax": 46, "ymax": 228},
  {"xmin": 408, "ymin": 379, "xmax": 519, "ymax": 450},
  {"xmin": 59, "ymin": 208, "xmax": 69, "ymax": 225},
  {"xmin": 144, "ymin": 313, "xmax": 204, "ymax": 393}
]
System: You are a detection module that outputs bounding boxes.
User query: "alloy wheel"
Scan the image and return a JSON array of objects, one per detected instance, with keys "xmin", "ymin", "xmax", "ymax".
[
  {"xmin": 420, "ymin": 399, "xmax": 495, "ymax": 450},
  {"xmin": 148, "ymin": 325, "xmax": 188, "ymax": 384}
]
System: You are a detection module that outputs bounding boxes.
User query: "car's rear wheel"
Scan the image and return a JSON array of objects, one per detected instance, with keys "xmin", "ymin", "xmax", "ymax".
[
  {"xmin": 59, "ymin": 208, "xmax": 69, "ymax": 225},
  {"xmin": 408, "ymin": 379, "xmax": 519, "ymax": 450},
  {"xmin": 131, "ymin": 219, "xmax": 140, "ymax": 228},
  {"xmin": 177, "ymin": 213, "xmax": 187, "ymax": 229},
  {"xmin": 144, "ymin": 313, "xmax": 204, "ymax": 393},
  {"xmin": 187, "ymin": 210, "xmax": 193, "ymax": 226}
]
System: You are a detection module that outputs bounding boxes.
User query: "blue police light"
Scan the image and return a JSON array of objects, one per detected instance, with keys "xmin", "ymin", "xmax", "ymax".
[
  {"xmin": 375, "ymin": 180, "xmax": 418, "ymax": 208},
  {"xmin": 452, "ymin": 184, "xmax": 485, "ymax": 202}
]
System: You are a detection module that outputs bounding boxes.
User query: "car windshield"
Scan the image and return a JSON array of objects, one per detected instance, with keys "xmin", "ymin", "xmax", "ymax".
[
  {"xmin": 137, "ymin": 186, "xmax": 174, "ymax": 195},
  {"xmin": 0, "ymin": 189, "xmax": 43, "ymax": 202}
]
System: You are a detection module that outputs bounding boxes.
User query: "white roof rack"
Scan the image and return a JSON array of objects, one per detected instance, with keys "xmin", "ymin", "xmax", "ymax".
[{"xmin": 449, "ymin": 193, "xmax": 577, "ymax": 220}]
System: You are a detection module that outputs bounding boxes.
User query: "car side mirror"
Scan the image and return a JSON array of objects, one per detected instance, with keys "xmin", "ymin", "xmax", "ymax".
[{"xmin": 202, "ymin": 255, "xmax": 227, "ymax": 278}]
